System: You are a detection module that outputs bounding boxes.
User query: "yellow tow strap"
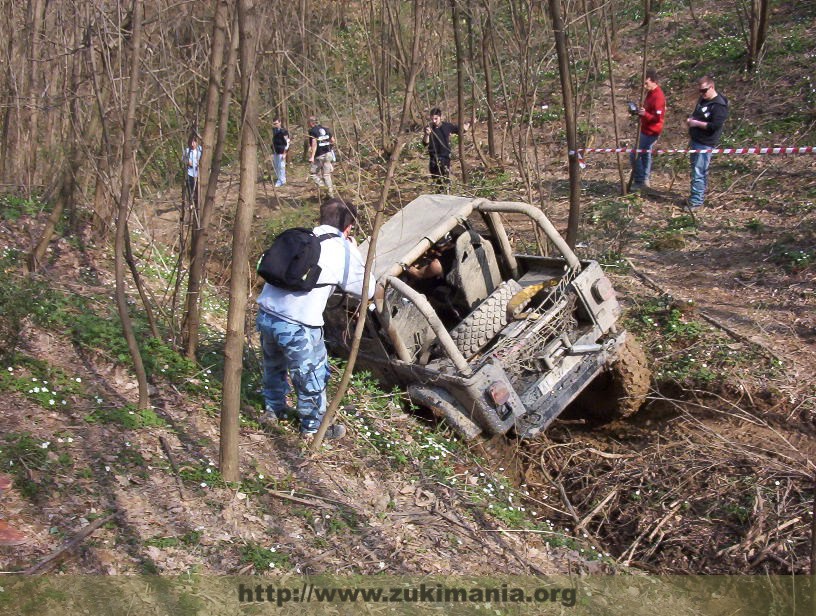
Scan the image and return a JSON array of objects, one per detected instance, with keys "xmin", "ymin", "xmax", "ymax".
[{"xmin": 506, "ymin": 278, "xmax": 561, "ymax": 320}]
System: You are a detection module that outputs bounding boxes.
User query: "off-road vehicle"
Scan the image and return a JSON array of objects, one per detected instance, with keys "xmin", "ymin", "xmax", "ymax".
[{"xmin": 324, "ymin": 195, "xmax": 650, "ymax": 440}]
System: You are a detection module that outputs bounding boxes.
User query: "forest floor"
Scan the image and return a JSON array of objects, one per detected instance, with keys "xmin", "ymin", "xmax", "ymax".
[{"xmin": 2, "ymin": 7, "xmax": 815, "ymax": 582}]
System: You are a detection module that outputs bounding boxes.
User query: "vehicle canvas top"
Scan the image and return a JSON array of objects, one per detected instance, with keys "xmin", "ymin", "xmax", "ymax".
[{"xmin": 359, "ymin": 194, "xmax": 477, "ymax": 281}]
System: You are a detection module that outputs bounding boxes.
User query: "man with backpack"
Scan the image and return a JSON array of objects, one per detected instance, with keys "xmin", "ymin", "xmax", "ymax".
[
  {"xmin": 307, "ymin": 116, "xmax": 336, "ymax": 197},
  {"xmin": 256, "ymin": 198, "xmax": 378, "ymax": 440}
]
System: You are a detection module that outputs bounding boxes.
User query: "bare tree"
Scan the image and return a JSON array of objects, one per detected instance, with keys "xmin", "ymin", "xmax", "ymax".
[
  {"xmin": 549, "ymin": 0, "xmax": 581, "ymax": 248},
  {"xmin": 113, "ymin": 0, "xmax": 150, "ymax": 409},
  {"xmin": 742, "ymin": 0, "xmax": 770, "ymax": 72},
  {"xmin": 220, "ymin": 0, "xmax": 259, "ymax": 482},
  {"xmin": 183, "ymin": 0, "xmax": 232, "ymax": 359},
  {"xmin": 451, "ymin": 0, "xmax": 468, "ymax": 184}
]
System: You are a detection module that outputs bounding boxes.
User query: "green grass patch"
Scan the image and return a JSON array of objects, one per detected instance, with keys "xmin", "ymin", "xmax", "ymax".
[
  {"xmin": 0, "ymin": 432, "xmax": 72, "ymax": 502},
  {"xmin": 0, "ymin": 193, "xmax": 49, "ymax": 221},
  {"xmin": 0, "ymin": 356, "xmax": 83, "ymax": 410},
  {"xmin": 238, "ymin": 542, "xmax": 291, "ymax": 572},
  {"xmin": 85, "ymin": 403, "xmax": 167, "ymax": 429}
]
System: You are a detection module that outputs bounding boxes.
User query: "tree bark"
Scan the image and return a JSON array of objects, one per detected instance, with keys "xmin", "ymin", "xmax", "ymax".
[
  {"xmin": 480, "ymin": 1, "xmax": 496, "ymax": 158},
  {"xmin": 451, "ymin": 0, "xmax": 468, "ymax": 184},
  {"xmin": 549, "ymin": 0, "xmax": 581, "ymax": 249},
  {"xmin": 113, "ymin": 0, "xmax": 150, "ymax": 409},
  {"xmin": 602, "ymin": 4, "xmax": 627, "ymax": 194},
  {"xmin": 184, "ymin": 0, "xmax": 231, "ymax": 359},
  {"xmin": 220, "ymin": 0, "xmax": 259, "ymax": 483}
]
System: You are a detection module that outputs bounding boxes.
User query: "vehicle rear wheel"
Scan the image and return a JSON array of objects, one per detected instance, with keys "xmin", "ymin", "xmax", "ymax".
[
  {"xmin": 574, "ymin": 334, "xmax": 651, "ymax": 421},
  {"xmin": 449, "ymin": 279, "xmax": 523, "ymax": 357}
]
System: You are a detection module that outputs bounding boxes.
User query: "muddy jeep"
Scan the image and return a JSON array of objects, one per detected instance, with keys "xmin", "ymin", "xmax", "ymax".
[{"xmin": 324, "ymin": 195, "xmax": 650, "ymax": 440}]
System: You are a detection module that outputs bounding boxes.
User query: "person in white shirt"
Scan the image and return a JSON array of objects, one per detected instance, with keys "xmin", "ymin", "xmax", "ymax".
[
  {"xmin": 256, "ymin": 198, "xmax": 379, "ymax": 439},
  {"xmin": 183, "ymin": 136, "xmax": 202, "ymax": 206}
]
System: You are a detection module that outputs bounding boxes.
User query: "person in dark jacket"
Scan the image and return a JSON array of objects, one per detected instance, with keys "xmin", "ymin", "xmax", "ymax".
[
  {"xmin": 422, "ymin": 108, "xmax": 470, "ymax": 190},
  {"xmin": 271, "ymin": 118, "xmax": 290, "ymax": 187},
  {"xmin": 685, "ymin": 76, "xmax": 729, "ymax": 209}
]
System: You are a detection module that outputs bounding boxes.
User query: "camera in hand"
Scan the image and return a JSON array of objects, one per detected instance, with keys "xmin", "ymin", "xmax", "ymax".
[{"xmin": 627, "ymin": 101, "xmax": 639, "ymax": 115}]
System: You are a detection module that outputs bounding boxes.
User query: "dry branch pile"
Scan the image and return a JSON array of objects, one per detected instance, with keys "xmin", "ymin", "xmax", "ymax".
[{"xmin": 520, "ymin": 397, "xmax": 815, "ymax": 574}]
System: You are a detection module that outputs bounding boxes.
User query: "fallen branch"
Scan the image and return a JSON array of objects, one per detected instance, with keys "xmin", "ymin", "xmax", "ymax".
[
  {"xmin": 266, "ymin": 489, "xmax": 334, "ymax": 510},
  {"xmin": 159, "ymin": 436, "xmax": 187, "ymax": 501},
  {"xmin": 576, "ymin": 489, "xmax": 618, "ymax": 532},
  {"xmin": 25, "ymin": 512, "xmax": 118, "ymax": 575}
]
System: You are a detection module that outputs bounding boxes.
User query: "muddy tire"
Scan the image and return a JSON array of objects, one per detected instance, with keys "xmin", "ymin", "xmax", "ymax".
[
  {"xmin": 449, "ymin": 279, "xmax": 523, "ymax": 357},
  {"xmin": 575, "ymin": 334, "xmax": 651, "ymax": 421}
]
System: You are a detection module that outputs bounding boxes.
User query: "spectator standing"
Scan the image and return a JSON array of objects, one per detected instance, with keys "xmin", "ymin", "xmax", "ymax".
[
  {"xmin": 271, "ymin": 118, "xmax": 290, "ymax": 187},
  {"xmin": 630, "ymin": 69, "xmax": 666, "ymax": 191},
  {"xmin": 422, "ymin": 108, "xmax": 470, "ymax": 190},
  {"xmin": 686, "ymin": 76, "xmax": 729, "ymax": 209},
  {"xmin": 307, "ymin": 116, "xmax": 336, "ymax": 197},
  {"xmin": 256, "ymin": 198, "xmax": 379, "ymax": 440},
  {"xmin": 183, "ymin": 136, "xmax": 202, "ymax": 207}
]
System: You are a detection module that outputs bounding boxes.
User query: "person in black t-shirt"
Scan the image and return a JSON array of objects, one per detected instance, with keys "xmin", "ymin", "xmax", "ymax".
[
  {"xmin": 271, "ymin": 118, "xmax": 290, "ymax": 187},
  {"xmin": 308, "ymin": 115, "xmax": 336, "ymax": 197},
  {"xmin": 422, "ymin": 108, "xmax": 470, "ymax": 190}
]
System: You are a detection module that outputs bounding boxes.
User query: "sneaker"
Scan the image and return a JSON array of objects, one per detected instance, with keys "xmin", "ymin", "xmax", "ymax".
[
  {"xmin": 630, "ymin": 183, "xmax": 644, "ymax": 193},
  {"xmin": 684, "ymin": 198, "xmax": 703, "ymax": 211},
  {"xmin": 301, "ymin": 423, "xmax": 347, "ymax": 441},
  {"xmin": 274, "ymin": 180, "xmax": 283, "ymax": 187},
  {"xmin": 259, "ymin": 404, "xmax": 294, "ymax": 426},
  {"xmin": 0, "ymin": 520, "xmax": 27, "ymax": 546}
]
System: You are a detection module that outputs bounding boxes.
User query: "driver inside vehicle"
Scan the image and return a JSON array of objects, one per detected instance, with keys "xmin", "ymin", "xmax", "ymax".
[{"xmin": 403, "ymin": 235, "xmax": 463, "ymax": 326}]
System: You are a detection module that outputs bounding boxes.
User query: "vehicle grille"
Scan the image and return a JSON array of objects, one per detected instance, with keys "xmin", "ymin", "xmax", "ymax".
[{"xmin": 479, "ymin": 277, "xmax": 577, "ymax": 387}]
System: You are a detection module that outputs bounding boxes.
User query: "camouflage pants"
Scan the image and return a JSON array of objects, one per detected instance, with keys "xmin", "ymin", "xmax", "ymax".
[
  {"xmin": 256, "ymin": 310, "xmax": 330, "ymax": 433},
  {"xmin": 309, "ymin": 154, "xmax": 335, "ymax": 197}
]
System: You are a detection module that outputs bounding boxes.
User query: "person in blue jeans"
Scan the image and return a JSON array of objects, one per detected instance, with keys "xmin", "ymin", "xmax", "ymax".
[
  {"xmin": 630, "ymin": 69, "xmax": 665, "ymax": 191},
  {"xmin": 686, "ymin": 76, "xmax": 729, "ymax": 209},
  {"xmin": 271, "ymin": 118, "xmax": 289, "ymax": 186},
  {"xmin": 255, "ymin": 198, "xmax": 380, "ymax": 440}
]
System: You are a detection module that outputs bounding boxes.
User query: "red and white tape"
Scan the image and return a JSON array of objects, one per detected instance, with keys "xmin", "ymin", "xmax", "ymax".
[
  {"xmin": 570, "ymin": 146, "xmax": 814, "ymax": 168},
  {"xmin": 574, "ymin": 146, "xmax": 814, "ymax": 155}
]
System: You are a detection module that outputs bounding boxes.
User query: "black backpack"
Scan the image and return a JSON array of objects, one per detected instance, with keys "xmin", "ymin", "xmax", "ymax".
[{"xmin": 257, "ymin": 228, "xmax": 335, "ymax": 292}]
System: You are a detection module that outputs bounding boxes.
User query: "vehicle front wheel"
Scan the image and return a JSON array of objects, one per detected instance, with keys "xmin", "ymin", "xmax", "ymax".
[{"xmin": 574, "ymin": 333, "xmax": 651, "ymax": 421}]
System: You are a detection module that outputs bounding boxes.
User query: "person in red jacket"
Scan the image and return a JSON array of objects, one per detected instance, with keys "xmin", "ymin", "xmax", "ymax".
[{"xmin": 630, "ymin": 69, "xmax": 666, "ymax": 191}]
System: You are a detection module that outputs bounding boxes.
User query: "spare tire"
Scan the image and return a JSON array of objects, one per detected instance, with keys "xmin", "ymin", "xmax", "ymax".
[{"xmin": 449, "ymin": 279, "xmax": 523, "ymax": 357}]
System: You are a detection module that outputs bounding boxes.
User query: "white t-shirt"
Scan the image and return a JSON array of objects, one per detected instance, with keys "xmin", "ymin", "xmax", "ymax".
[
  {"xmin": 256, "ymin": 224, "xmax": 375, "ymax": 327},
  {"xmin": 185, "ymin": 145, "xmax": 202, "ymax": 178}
]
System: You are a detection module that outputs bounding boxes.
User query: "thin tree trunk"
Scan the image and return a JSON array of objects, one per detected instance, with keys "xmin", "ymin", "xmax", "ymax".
[
  {"xmin": 602, "ymin": 4, "xmax": 626, "ymax": 194},
  {"xmin": 123, "ymin": 224, "xmax": 160, "ymax": 339},
  {"xmin": 184, "ymin": 0, "xmax": 232, "ymax": 357},
  {"xmin": 549, "ymin": 0, "xmax": 581, "ymax": 249},
  {"xmin": 629, "ymin": 15, "xmax": 651, "ymax": 190},
  {"xmin": 451, "ymin": 0, "xmax": 467, "ymax": 184},
  {"xmin": 185, "ymin": 5, "xmax": 240, "ymax": 359},
  {"xmin": 312, "ymin": 0, "xmax": 425, "ymax": 450},
  {"xmin": 480, "ymin": 1, "xmax": 495, "ymax": 158},
  {"xmin": 220, "ymin": 0, "xmax": 259, "ymax": 483},
  {"xmin": 113, "ymin": 0, "xmax": 150, "ymax": 409}
]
